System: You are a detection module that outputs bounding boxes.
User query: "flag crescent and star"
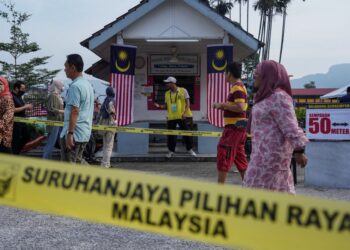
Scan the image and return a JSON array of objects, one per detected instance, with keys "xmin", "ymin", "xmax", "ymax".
[
  {"xmin": 211, "ymin": 49, "xmax": 227, "ymax": 72},
  {"xmin": 207, "ymin": 44, "xmax": 233, "ymax": 127},
  {"xmin": 115, "ymin": 50, "xmax": 131, "ymax": 73}
]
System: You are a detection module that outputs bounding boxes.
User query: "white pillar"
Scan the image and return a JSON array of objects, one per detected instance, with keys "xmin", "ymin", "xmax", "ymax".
[
  {"xmin": 116, "ymin": 32, "xmax": 124, "ymax": 44},
  {"xmin": 223, "ymin": 32, "xmax": 229, "ymax": 44}
]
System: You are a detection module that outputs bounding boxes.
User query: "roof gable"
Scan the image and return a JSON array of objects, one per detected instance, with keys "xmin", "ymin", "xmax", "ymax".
[
  {"xmin": 122, "ymin": 0, "xmax": 225, "ymax": 40},
  {"xmin": 81, "ymin": 0, "xmax": 167, "ymax": 50},
  {"xmin": 81, "ymin": 0, "xmax": 260, "ymax": 51}
]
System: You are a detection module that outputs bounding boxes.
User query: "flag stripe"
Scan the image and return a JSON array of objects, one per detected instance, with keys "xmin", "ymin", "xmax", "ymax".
[
  {"xmin": 111, "ymin": 73, "xmax": 134, "ymax": 126},
  {"xmin": 207, "ymin": 72, "xmax": 229, "ymax": 127}
]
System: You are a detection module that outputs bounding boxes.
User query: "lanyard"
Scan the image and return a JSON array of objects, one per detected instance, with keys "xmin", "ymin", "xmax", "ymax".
[{"xmin": 170, "ymin": 91, "xmax": 178, "ymax": 104}]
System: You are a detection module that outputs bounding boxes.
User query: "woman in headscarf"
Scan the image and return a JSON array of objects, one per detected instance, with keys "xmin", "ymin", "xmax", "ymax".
[
  {"xmin": 43, "ymin": 80, "xmax": 64, "ymax": 159},
  {"xmin": 98, "ymin": 86, "xmax": 116, "ymax": 168},
  {"xmin": 0, "ymin": 76, "xmax": 15, "ymax": 153},
  {"xmin": 243, "ymin": 60, "xmax": 308, "ymax": 194}
]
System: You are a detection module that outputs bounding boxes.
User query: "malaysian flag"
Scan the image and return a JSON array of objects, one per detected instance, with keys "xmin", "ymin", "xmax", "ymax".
[
  {"xmin": 110, "ymin": 44, "xmax": 137, "ymax": 126},
  {"xmin": 207, "ymin": 44, "xmax": 233, "ymax": 127}
]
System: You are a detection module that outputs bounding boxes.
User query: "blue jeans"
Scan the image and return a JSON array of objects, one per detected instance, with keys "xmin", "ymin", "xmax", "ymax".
[{"xmin": 43, "ymin": 126, "xmax": 61, "ymax": 159}]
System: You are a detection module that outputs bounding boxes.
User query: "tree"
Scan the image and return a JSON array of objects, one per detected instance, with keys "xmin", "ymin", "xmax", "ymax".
[
  {"xmin": 304, "ymin": 81, "xmax": 316, "ymax": 89},
  {"xmin": 234, "ymin": 0, "xmax": 243, "ymax": 24},
  {"xmin": 254, "ymin": 0, "xmax": 275, "ymax": 61},
  {"xmin": 242, "ymin": 53, "xmax": 259, "ymax": 94},
  {"xmin": 210, "ymin": 0, "xmax": 234, "ymax": 16},
  {"xmin": 253, "ymin": 0, "xmax": 305, "ymax": 62},
  {"xmin": 278, "ymin": 0, "xmax": 305, "ymax": 63},
  {"xmin": 0, "ymin": 1, "xmax": 60, "ymax": 87},
  {"xmin": 246, "ymin": 0, "xmax": 250, "ymax": 31}
]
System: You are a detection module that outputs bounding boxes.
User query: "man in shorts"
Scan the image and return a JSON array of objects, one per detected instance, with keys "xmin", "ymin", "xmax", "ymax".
[{"xmin": 213, "ymin": 62, "xmax": 248, "ymax": 183}]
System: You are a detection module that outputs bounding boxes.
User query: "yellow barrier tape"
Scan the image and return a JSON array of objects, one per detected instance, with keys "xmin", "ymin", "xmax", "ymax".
[
  {"xmin": 0, "ymin": 154, "xmax": 349, "ymax": 250},
  {"xmin": 14, "ymin": 117, "xmax": 222, "ymax": 137}
]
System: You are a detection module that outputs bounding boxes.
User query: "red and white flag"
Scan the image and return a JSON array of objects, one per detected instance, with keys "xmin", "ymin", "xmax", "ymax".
[
  {"xmin": 110, "ymin": 44, "xmax": 137, "ymax": 126},
  {"xmin": 207, "ymin": 45, "xmax": 233, "ymax": 127},
  {"xmin": 110, "ymin": 74, "xmax": 135, "ymax": 126},
  {"xmin": 207, "ymin": 73, "xmax": 230, "ymax": 127}
]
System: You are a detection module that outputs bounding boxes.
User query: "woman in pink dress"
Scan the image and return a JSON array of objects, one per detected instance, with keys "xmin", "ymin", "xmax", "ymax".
[
  {"xmin": 243, "ymin": 60, "xmax": 308, "ymax": 194},
  {"xmin": 0, "ymin": 76, "xmax": 15, "ymax": 153}
]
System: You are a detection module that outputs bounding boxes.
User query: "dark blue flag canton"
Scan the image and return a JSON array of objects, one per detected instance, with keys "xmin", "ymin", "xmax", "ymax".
[
  {"xmin": 207, "ymin": 45, "xmax": 233, "ymax": 74},
  {"xmin": 110, "ymin": 45, "xmax": 137, "ymax": 75}
]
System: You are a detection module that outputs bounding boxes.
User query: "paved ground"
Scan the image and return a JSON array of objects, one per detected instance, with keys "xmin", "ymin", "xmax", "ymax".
[{"xmin": 1, "ymin": 160, "xmax": 349, "ymax": 250}]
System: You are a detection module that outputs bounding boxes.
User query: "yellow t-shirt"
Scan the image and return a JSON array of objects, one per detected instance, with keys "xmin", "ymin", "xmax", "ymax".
[{"xmin": 165, "ymin": 87, "xmax": 192, "ymax": 120}]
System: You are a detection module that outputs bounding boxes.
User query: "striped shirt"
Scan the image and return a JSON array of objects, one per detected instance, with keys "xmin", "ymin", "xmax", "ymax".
[{"xmin": 223, "ymin": 81, "xmax": 248, "ymax": 126}]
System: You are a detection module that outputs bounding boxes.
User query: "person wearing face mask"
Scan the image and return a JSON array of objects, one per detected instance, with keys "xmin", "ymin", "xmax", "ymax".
[
  {"xmin": 11, "ymin": 80, "xmax": 33, "ymax": 154},
  {"xmin": 0, "ymin": 76, "xmax": 15, "ymax": 153},
  {"xmin": 42, "ymin": 80, "xmax": 65, "ymax": 159}
]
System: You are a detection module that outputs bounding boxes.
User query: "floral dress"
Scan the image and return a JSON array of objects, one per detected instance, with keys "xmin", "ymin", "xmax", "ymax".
[
  {"xmin": 0, "ymin": 96, "xmax": 15, "ymax": 148},
  {"xmin": 243, "ymin": 89, "xmax": 309, "ymax": 194}
]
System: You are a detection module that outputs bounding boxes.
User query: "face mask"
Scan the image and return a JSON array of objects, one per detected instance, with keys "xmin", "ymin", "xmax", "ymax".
[
  {"xmin": 0, "ymin": 85, "xmax": 4, "ymax": 93},
  {"xmin": 18, "ymin": 90, "xmax": 25, "ymax": 96}
]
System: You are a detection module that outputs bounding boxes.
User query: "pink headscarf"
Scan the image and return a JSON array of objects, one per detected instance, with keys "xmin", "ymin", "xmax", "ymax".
[
  {"xmin": 254, "ymin": 60, "xmax": 292, "ymax": 104},
  {"xmin": 247, "ymin": 60, "xmax": 292, "ymax": 133},
  {"xmin": 0, "ymin": 76, "xmax": 11, "ymax": 97}
]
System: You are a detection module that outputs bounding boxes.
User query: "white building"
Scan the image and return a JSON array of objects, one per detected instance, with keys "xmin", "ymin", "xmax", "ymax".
[{"xmin": 81, "ymin": 0, "xmax": 261, "ymax": 154}]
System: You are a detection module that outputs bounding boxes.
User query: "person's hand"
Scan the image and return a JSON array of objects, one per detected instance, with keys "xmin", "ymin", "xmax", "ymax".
[
  {"xmin": 66, "ymin": 133, "xmax": 75, "ymax": 150},
  {"xmin": 213, "ymin": 103, "xmax": 222, "ymax": 109},
  {"xmin": 154, "ymin": 103, "xmax": 160, "ymax": 108},
  {"xmin": 295, "ymin": 153, "xmax": 308, "ymax": 168},
  {"xmin": 25, "ymin": 103, "xmax": 33, "ymax": 110}
]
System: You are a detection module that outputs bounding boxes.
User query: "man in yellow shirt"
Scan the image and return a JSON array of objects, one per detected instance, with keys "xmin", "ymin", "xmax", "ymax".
[{"xmin": 155, "ymin": 76, "xmax": 196, "ymax": 158}]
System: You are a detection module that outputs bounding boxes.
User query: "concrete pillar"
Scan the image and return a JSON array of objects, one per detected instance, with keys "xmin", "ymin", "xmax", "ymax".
[
  {"xmin": 197, "ymin": 122, "xmax": 223, "ymax": 154},
  {"xmin": 114, "ymin": 122, "xmax": 149, "ymax": 155}
]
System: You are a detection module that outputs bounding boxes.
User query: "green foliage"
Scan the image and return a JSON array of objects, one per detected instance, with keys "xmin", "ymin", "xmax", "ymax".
[
  {"xmin": 242, "ymin": 53, "xmax": 259, "ymax": 96},
  {"xmin": 295, "ymin": 108, "xmax": 306, "ymax": 128},
  {"xmin": 242, "ymin": 53, "xmax": 259, "ymax": 80},
  {"xmin": 210, "ymin": 0, "xmax": 234, "ymax": 16},
  {"xmin": 304, "ymin": 81, "xmax": 316, "ymax": 89},
  {"xmin": 0, "ymin": 1, "xmax": 60, "ymax": 87}
]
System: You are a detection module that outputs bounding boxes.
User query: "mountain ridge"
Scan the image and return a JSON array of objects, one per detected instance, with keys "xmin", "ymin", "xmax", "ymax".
[{"xmin": 291, "ymin": 63, "xmax": 350, "ymax": 89}]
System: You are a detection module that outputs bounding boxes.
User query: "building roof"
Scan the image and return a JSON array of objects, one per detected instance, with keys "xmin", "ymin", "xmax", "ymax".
[
  {"xmin": 80, "ymin": 0, "xmax": 262, "ymax": 51},
  {"xmin": 321, "ymin": 83, "xmax": 350, "ymax": 99},
  {"xmin": 292, "ymin": 88, "xmax": 337, "ymax": 96}
]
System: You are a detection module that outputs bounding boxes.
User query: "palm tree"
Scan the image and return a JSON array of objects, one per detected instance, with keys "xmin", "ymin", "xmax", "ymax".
[
  {"xmin": 254, "ymin": 0, "xmax": 306, "ymax": 62},
  {"xmin": 246, "ymin": 0, "xmax": 250, "ymax": 31},
  {"xmin": 254, "ymin": 0, "xmax": 275, "ymax": 61},
  {"xmin": 278, "ymin": 1, "xmax": 289, "ymax": 63},
  {"xmin": 278, "ymin": 0, "xmax": 306, "ymax": 63},
  {"xmin": 210, "ymin": 0, "xmax": 234, "ymax": 16},
  {"xmin": 234, "ymin": 0, "xmax": 243, "ymax": 24}
]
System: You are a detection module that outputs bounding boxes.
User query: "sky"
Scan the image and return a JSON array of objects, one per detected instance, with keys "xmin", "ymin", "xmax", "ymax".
[{"xmin": 1, "ymin": 0, "xmax": 350, "ymax": 81}]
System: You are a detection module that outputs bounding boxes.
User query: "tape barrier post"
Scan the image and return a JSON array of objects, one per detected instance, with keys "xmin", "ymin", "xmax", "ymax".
[
  {"xmin": 14, "ymin": 117, "xmax": 222, "ymax": 137},
  {"xmin": 0, "ymin": 154, "xmax": 349, "ymax": 250}
]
